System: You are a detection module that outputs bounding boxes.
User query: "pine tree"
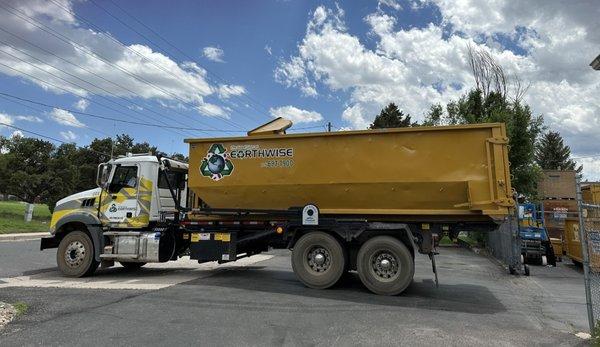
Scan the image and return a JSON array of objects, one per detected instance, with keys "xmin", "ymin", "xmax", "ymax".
[
  {"xmin": 536, "ymin": 131, "xmax": 582, "ymax": 172},
  {"xmin": 369, "ymin": 103, "xmax": 414, "ymax": 129}
]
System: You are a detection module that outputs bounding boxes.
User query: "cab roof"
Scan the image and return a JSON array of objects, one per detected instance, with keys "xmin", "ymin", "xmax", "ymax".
[{"xmin": 111, "ymin": 154, "xmax": 188, "ymax": 170}]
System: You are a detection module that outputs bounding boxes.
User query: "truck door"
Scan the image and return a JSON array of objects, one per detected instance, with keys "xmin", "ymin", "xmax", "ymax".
[{"xmin": 100, "ymin": 164, "xmax": 145, "ymax": 228}]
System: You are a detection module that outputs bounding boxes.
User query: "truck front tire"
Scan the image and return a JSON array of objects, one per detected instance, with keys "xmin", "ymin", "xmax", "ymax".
[
  {"xmin": 292, "ymin": 232, "xmax": 346, "ymax": 290},
  {"xmin": 357, "ymin": 236, "xmax": 414, "ymax": 295},
  {"xmin": 57, "ymin": 231, "xmax": 99, "ymax": 277}
]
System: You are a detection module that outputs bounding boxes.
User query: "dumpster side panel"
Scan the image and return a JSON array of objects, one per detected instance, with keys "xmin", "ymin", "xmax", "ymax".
[
  {"xmin": 186, "ymin": 124, "xmax": 512, "ymax": 221},
  {"xmin": 542, "ymin": 199, "xmax": 578, "ymax": 238},
  {"xmin": 565, "ymin": 218, "xmax": 583, "ymax": 263},
  {"xmin": 583, "ymin": 184, "xmax": 600, "ymax": 204}
]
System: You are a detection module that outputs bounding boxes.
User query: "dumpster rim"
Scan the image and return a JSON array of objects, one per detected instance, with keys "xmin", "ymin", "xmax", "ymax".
[{"xmin": 184, "ymin": 122, "xmax": 507, "ymax": 144}]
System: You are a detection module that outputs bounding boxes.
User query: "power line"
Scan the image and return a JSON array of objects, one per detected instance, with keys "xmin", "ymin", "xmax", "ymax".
[
  {"xmin": 0, "ymin": 92, "xmax": 246, "ymax": 133},
  {"xmin": 0, "ymin": 94, "xmax": 112, "ymax": 138},
  {"xmin": 101, "ymin": 0, "xmax": 273, "ymax": 117},
  {"xmin": 0, "ymin": 3, "xmax": 238, "ymax": 132},
  {"xmin": 0, "ymin": 26, "xmax": 225, "ymax": 136},
  {"xmin": 0, "ymin": 54, "xmax": 192, "ymax": 138},
  {"xmin": 0, "ymin": 2, "xmax": 245, "ymax": 132},
  {"xmin": 45, "ymin": 0, "xmax": 260, "ymax": 129},
  {"xmin": 0, "ymin": 121, "xmax": 111, "ymax": 157},
  {"xmin": 0, "ymin": 44, "xmax": 195, "ymax": 138},
  {"xmin": 0, "ymin": 5, "xmax": 193, "ymax": 136}
]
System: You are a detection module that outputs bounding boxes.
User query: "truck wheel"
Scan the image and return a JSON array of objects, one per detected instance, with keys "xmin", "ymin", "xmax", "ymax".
[
  {"xmin": 357, "ymin": 236, "xmax": 414, "ymax": 295},
  {"xmin": 292, "ymin": 232, "xmax": 346, "ymax": 289},
  {"xmin": 57, "ymin": 231, "xmax": 99, "ymax": 277},
  {"xmin": 120, "ymin": 262, "xmax": 146, "ymax": 270}
]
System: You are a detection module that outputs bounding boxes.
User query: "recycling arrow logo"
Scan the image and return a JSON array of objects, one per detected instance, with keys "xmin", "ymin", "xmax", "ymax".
[{"xmin": 200, "ymin": 144, "xmax": 234, "ymax": 181}]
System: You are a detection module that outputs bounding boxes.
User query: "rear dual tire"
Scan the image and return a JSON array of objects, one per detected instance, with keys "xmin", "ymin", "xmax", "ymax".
[
  {"xmin": 357, "ymin": 236, "xmax": 414, "ymax": 296},
  {"xmin": 291, "ymin": 232, "xmax": 414, "ymax": 295},
  {"xmin": 292, "ymin": 232, "xmax": 346, "ymax": 289}
]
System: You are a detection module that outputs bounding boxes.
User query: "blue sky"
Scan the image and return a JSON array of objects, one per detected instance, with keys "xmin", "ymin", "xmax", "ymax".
[{"xmin": 0, "ymin": 0, "xmax": 599, "ymax": 178}]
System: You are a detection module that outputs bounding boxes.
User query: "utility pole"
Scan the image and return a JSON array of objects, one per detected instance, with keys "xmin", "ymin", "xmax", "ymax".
[{"xmin": 327, "ymin": 122, "xmax": 332, "ymax": 132}]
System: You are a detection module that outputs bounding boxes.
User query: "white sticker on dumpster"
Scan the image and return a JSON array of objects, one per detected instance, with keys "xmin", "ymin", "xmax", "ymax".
[{"xmin": 302, "ymin": 204, "xmax": 319, "ymax": 225}]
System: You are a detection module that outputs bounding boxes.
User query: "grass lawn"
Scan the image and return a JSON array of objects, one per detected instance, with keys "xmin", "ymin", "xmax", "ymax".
[{"xmin": 0, "ymin": 201, "xmax": 51, "ymax": 234}]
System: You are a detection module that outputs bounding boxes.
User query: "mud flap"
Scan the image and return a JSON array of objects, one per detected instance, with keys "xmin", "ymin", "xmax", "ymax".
[{"xmin": 429, "ymin": 252, "xmax": 439, "ymax": 287}]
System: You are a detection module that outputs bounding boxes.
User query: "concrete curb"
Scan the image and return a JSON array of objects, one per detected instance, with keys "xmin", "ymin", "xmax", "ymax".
[{"xmin": 0, "ymin": 232, "xmax": 49, "ymax": 241}]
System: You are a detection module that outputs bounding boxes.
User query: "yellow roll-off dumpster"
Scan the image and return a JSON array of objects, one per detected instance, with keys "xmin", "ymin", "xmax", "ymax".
[{"xmin": 186, "ymin": 120, "xmax": 513, "ymax": 222}]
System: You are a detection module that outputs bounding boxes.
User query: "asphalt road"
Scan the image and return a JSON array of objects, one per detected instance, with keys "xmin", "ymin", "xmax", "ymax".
[
  {"xmin": 0, "ymin": 240, "xmax": 56, "ymax": 278},
  {"xmin": 0, "ymin": 240, "xmax": 589, "ymax": 346}
]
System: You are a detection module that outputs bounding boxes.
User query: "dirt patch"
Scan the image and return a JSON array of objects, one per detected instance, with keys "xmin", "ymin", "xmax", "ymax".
[{"xmin": 0, "ymin": 302, "xmax": 16, "ymax": 330}]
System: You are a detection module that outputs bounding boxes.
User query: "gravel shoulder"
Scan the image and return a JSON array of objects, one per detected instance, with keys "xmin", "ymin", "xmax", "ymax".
[{"xmin": 0, "ymin": 302, "xmax": 16, "ymax": 330}]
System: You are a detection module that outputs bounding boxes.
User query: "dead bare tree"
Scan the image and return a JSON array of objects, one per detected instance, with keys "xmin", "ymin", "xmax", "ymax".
[
  {"xmin": 467, "ymin": 44, "xmax": 508, "ymax": 99},
  {"xmin": 511, "ymin": 73, "xmax": 531, "ymax": 104}
]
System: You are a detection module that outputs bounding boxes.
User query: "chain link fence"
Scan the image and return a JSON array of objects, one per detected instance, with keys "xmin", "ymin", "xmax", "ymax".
[
  {"xmin": 485, "ymin": 210, "xmax": 522, "ymax": 274},
  {"xmin": 577, "ymin": 181, "xmax": 600, "ymax": 333}
]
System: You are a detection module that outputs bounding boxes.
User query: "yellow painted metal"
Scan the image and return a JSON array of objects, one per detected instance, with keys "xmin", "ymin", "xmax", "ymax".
[
  {"xmin": 185, "ymin": 123, "xmax": 513, "ymax": 222},
  {"xmin": 247, "ymin": 117, "xmax": 292, "ymax": 136},
  {"xmin": 583, "ymin": 184, "xmax": 600, "ymax": 204},
  {"xmin": 564, "ymin": 218, "xmax": 583, "ymax": 263},
  {"xmin": 550, "ymin": 237, "xmax": 564, "ymax": 259}
]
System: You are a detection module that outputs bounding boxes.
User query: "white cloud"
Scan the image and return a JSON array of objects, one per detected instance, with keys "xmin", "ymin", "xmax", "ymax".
[
  {"xmin": 74, "ymin": 98, "xmax": 89, "ymax": 111},
  {"xmin": 0, "ymin": 113, "xmax": 14, "ymax": 127},
  {"xmin": 196, "ymin": 103, "xmax": 228, "ymax": 118},
  {"xmin": 0, "ymin": 112, "xmax": 42, "ymax": 129},
  {"xmin": 50, "ymin": 108, "xmax": 84, "ymax": 127},
  {"xmin": 277, "ymin": 3, "xmax": 600, "ymax": 179},
  {"xmin": 217, "ymin": 84, "xmax": 246, "ymax": 99},
  {"xmin": 14, "ymin": 115, "xmax": 43, "ymax": 122},
  {"xmin": 202, "ymin": 46, "xmax": 225, "ymax": 63},
  {"xmin": 269, "ymin": 106, "xmax": 322, "ymax": 124},
  {"xmin": 378, "ymin": 0, "xmax": 402, "ymax": 11},
  {"xmin": 342, "ymin": 104, "xmax": 370, "ymax": 129},
  {"xmin": 274, "ymin": 56, "xmax": 317, "ymax": 97},
  {"xmin": 0, "ymin": 0, "xmax": 215, "ymax": 114},
  {"xmin": 264, "ymin": 45, "xmax": 272, "ymax": 56},
  {"xmin": 59, "ymin": 130, "xmax": 77, "ymax": 141}
]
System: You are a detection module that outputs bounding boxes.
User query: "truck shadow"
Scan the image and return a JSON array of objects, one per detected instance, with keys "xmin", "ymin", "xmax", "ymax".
[{"xmin": 180, "ymin": 267, "xmax": 506, "ymax": 314}]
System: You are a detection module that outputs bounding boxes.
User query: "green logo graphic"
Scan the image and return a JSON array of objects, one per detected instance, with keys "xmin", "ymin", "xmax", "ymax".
[
  {"xmin": 109, "ymin": 204, "xmax": 117, "ymax": 213},
  {"xmin": 200, "ymin": 144, "xmax": 234, "ymax": 181}
]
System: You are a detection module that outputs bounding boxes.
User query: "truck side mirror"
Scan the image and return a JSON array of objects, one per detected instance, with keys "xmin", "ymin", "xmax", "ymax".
[{"xmin": 96, "ymin": 163, "xmax": 111, "ymax": 188}]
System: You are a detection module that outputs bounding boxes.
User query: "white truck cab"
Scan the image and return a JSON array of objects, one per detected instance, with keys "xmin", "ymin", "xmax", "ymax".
[{"xmin": 42, "ymin": 154, "xmax": 189, "ymax": 276}]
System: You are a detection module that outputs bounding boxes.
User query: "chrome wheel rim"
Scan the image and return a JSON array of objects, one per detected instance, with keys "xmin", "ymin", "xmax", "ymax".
[
  {"xmin": 370, "ymin": 250, "xmax": 399, "ymax": 281},
  {"xmin": 64, "ymin": 241, "xmax": 86, "ymax": 268},
  {"xmin": 306, "ymin": 246, "xmax": 331, "ymax": 273}
]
